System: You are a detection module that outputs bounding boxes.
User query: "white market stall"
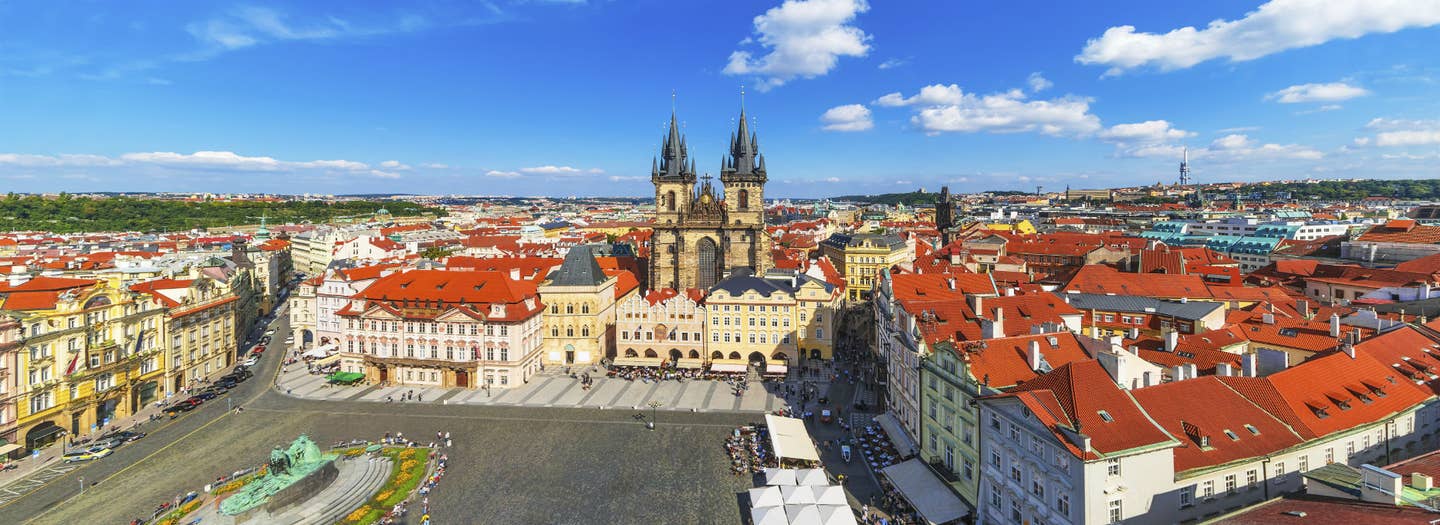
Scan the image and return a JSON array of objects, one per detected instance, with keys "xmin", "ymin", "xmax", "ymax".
[
  {"xmin": 749, "ymin": 486, "xmax": 784, "ymax": 508},
  {"xmin": 880, "ymin": 459, "xmax": 970, "ymax": 525},
  {"xmin": 764, "ymin": 414, "xmax": 820, "ymax": 464}
]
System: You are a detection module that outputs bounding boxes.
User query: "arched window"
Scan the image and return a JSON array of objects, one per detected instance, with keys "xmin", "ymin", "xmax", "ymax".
[
  {"xmin": 666, "ymin": 191, "xmax": 676, "ymax": 211},
  {"xmin": 582, "ymin": 303, "xmax": 590, "ymax": 314},
  {"xmin": 566, "ymin": 304, "xmax": 574, "ymax": 314},
  {"xmin": 582, "ymin": 326, "xmax": 590, "ymax": 337},
  {"xmin": 551, "ymin": 327, "xmax": 559, "ymax": 337},
  {"xmin": 738, "ymin": 189, "xmax": 749, "ymax": 209},
  {"xmin": 566, "ymin": 327, "xmax": 574, "ymax": 337},
  {"xmin": 550, "ymin": 304, "xmax": 558, "ymax": 314}
]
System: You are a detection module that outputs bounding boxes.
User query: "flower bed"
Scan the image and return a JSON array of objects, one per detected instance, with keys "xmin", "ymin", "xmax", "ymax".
[{"xmin": 342, "ymin": 447, "xmax": 432, "ymax": 525}]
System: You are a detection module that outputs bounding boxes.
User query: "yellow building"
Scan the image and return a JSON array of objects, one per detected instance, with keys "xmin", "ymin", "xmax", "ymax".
[
  {"xmin": 130, "ymin": 277, "xmax": 239, "ymax": 395},
  {"xmin": 983, "ymin": 219, "xmax": 1036, "ymax": 234},
  {"xmin": 538, "ymin": 246, "xmax": 633, "ymax": 366},
  {"xmin": 2, "ymin": 276, "xmax": 167, "ymax": 451},
  {"xmin": 703, "ymin": 269, "xmax": 842, "ymax": 369},
  {"xmin": 820, "ymin": 233, "xmax": 912, "ymax": 301}
]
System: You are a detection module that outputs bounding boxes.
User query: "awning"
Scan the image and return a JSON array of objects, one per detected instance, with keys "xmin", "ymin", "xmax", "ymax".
[
  {"xmin": 813, "ymin": 485, "xmax": 847, "ymax": 506},
  {"xmin": 326, "ymin": 371, "xmax": 365, "ymax": 384},
  {"xmin": 711, "ymin": 358, "xmax": 748, "ymax": 373},
  {"xmin": 303, "ymin": 343, "xmax": 337, "ymax": 358},
  {"xmin": 766, "ymin": 361, "xmax": 788, "ymax": 375},
  {"xmin": 675, "ymin": 358, "xmax": 705, "ymax": 369},
  {"xmin": 874, "ymin": 413, "xmax": 920, "ymax": 457},
  {"xmin": 751, "ymin": 506, "xmax": 788, "ymax": 525},
  {"xmin": 0, "ymin": 443, "xmax": 21, "ymax": 456},
  {"xmin": 781, "ymin": 485, "xmax": 816, "ymax": 505},
  {"xmin": 612, "ymin": 357, "xmax": 664, "ymax": 367},
  {"xmin": 749, "ymin": 486, "xmax": 784, "ymax": 508},
  {"xmin": 880, "ymin": 459, "xmax": 970, "ymax": 525},
  {"xmin": 764, "ymin": 467, "xmax": 797, "ymax": 486},
  {"xmin": 796, "ymin": 468, "xmax": 829, "ymax": 486},
  {"xmin": 765, "ymin": 414, "xmax": 820, "ymax": 462},
  {"xmin": 312, "ymin": 354, "xmax": 342, "ymax": 366},
  {"xmin": 25, "ymin": 423, "xmax": 63, "ymax": 445}
]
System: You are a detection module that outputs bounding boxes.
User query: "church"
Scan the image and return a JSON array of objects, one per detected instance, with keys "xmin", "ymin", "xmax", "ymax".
[{"xmin": 648, "ymin": 108, "xmax": 771, "ymax": 290}]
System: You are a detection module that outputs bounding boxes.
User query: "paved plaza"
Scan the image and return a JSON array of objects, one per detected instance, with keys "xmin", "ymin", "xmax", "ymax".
[{"xmin": 277, "ymin": 361, "xmax": 834, "ymax": 413}]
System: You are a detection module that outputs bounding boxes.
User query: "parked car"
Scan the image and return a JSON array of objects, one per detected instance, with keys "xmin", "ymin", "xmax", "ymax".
[
  {"xmin": 184, "ymin": 395, "xmax": 206, "ymax": 406},
  {"xmin": 244, "ymin": 356, "xmax": 260, "ymax": 367},
  {"xmin": 284, "ymin": 337, "xmax": 295, "ymax": 345},
  {"xmin": 820, "ymin": 409, "xmax": 834, "ymax": 423},
  {"xmin": 195, "ymin": 390, "xmax": 221, "ymax": 400},
  {"xmin": 63, "ymin": 447, "xmax": 112, "ymax": 463},
  {"xmin": 215, "ymin": 378, "xmax": 238, "ymax": 389},
  {"xmin": 100, "ymin": 430, "xmax": 146, "ymax": 444}
]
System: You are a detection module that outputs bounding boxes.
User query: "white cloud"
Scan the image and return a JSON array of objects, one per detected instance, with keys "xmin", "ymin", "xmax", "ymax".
[
  {"xmin": 877, "ymin": 57, "xmax": 907, "ymax": 69},
  {"xmin": 1266, "ymin": 82, "xmax": 1370, "ymax": 103},
  {"xmin": 118, "ymin": 151, "xmax": 370, "ymax": 171},
  {"xmin": 819, "ymin": 104, "xmax": 873, "ymax": 131},
  {"xmin": 1027, "ymin": 72, "xmax": 1053, "ymax": 93},
  {"xmin": 0, "ymin": 153, "xmax": 123, "ymax": 168},
  {"xmin": 608, "ymin": 175, "xmax": 647, "ymax": 182},
  {"xmin": 1099, "ymin": 120, "xmax": 1194, "ymax": 143},
  {"xmin": 823, "ymin": 177, "xmax": 841, "ymax": 183},
  {"xmin": 379, "ymin": 160, "xmax": 412, "ymax": 170},
  {"xmin": 520, "ymin": 165, "xmax": 585, "ymax": 175},
  {"xmin": 1076, "ymin": 0, "xmax": 1440, "ymax": 74},
  {"xmin": 1356, "ymin": 118, "xmax": 1440, "ymax": 146},
  {"xmin": 1117, "ymin": 133, "xmax": 1322, "ymax": 160},
  {"xmin": 186, "ymin": 6, "xmax": 425, "ymax": 51},
  {"xmin": 420, "ymin": 163, "xmax": 449, "ymax": 169},
  {"xmin": 484, "ymin": 170, "xmax": 522, "ymax": 179},
  {"xmin": 873, "ymin": 84, "xmax": 964, "ymax": 107},
  {"xmin": 723, "ymin": 0, "xmax": 871, "ymax": 90},
  {"xmin": 911, "ymin": 90, "xmax": 1101, "ymax": 137},
  {"xmin": 368, "ymin": 170, "xmax": 401, "ymax": 179}
]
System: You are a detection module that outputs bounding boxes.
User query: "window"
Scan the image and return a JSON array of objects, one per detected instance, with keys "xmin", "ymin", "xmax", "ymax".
[
  {"xmin": 1010, "ymin": 423, "xmax": 1020, "ymax": 440},
  {"xmin": 1180, "ymin": 485, "xmax": 1194, "ymax": 508},
  {"xmin": 990, "ymin": 451, "xmax": 1001, "ymax": 468},
  {"xmin": 1224, "ymin": 474, "xmax": 1237, "ymax": 494},
  {"xmin": 963, "ymin": 460, "xmax": 974, "ymax": 480},
  {"xmin": 1299, "ymin": 455, "xmax": 1309, "ymax": 473},
  {"xmin": 1107, "ymin": 500, "xmax": 1123, "ymax": 524},
  {"xmin": 1273, "ymin": 462, "xmax": 1285, "ymax": 479},
  {"xmin": 1012, "ymin": 499, "xmax": 1023, "ymax": 522},
  {"xmin": 1032, "ymin": 480, "xmax": 1045, "ymax": 499},
  {"xmin": 1246, "ymin": 469, "xmax": 1258, "ymax": 488},
  {"xmin": 1107, "ymin": 459, "xmax": 1121, "ymax": 477},
  {"xmin": 991, "ymin": 413, "xmax": 1001, "ymax": 431},
  {"xmin": 1055, "ymin": 494, "xmax": 1069, "ymax": 517},
  {"xmin": 1346, "ymin": 442, "xmax": 1355, "ymax": 459},
  {"xmin": 1202, "ymin": 480, "xmax": 1214, "ymax": 498},
  {"xmin": 1010, "ymin": 465, "xmax": 1022, "ymax": 482},
  {"xmin": 991, "ymin": 484, "xmax": 1002, "ymax": 507},
  {"xmin": 1325, "ymin": 448, "xmax": 1334, "ymax": 464}
]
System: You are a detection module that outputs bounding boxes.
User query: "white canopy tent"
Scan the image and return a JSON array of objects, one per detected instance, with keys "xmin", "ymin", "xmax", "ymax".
[
  {"xmin": 303, "ymin": 343, "xmax": 337, "ymax": 358},
  {"xmin": 785, "ymin": 504, "xmax": 823, "ymax": 525},
  {"xmin": 796, "ymin": 468, "xmax": 829, "ymax": 486},
  {"xmin": 749, "ymin": 486, "xmax": 784, "ymax": 509},
  {"xmin": 751, "ymin": 505, "xmax": 789, "ymax": 525},
  {"xmin": 881, "ymin": 459, "xmax": 970, "ymax": 525},
  {"xmin": 764, "ymin": 467, "xmax": 798, "ymax": 486},
  {"xmin": 816, "ymin": 505, "xmax": 858, "ymax": 525},
  {"xmin": 813, "ymin": 485, "xmax": 847, "ymax": 506},
  {"xmin": 781, "ymin": 485, "xmax": 816, "ymax": 505},
  {"xmin": 765, "ymin": 414, "xmax": 820, "ymax": 463}
]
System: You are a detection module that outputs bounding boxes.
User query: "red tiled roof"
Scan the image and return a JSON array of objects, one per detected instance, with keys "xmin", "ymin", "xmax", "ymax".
[
  {"xmin": 1214, "ymin": 493, "xmax": 1437, "ymax": 524},
  {"xmin": 1132, "ymin": 377, "xmax": 1304, "ymax": 473},
  {"xmin": 0, "ymin": 276, "xmax": 99, "ymax": 311},
  {"xmin": 1062, "ymin": 265, "xmax": 1210, "ymax": 298},
  {"xmin": 891, "ymin": 273, "xmax": 995, "ymax": 302},
  {"xmin": 959, "ymin": 332, "xmax": 1095, "ymax": 389},
  {"xmin": 341, "ymin": 269, "xmax": 541, "ymax": 322},
  {"xmin": 996, "ymin": 359, "xmax": 1175, "ymax": 460},
  {"xmin": 1218, "ymin": 349, "xmax": 1433, "ymax": 440},
  {"xmin": 1355, "ymin": 221, "xmax": 1440, "ymax": 244}
]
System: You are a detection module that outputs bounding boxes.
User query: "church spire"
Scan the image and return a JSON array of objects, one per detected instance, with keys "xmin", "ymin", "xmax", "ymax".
[
  {"xmin": 656, "ymin": 109, "xmax": 694, "ymax": 180},
  {"xmin": 722, "ymin": 105, "xmax": 764, "ymax": 181}
]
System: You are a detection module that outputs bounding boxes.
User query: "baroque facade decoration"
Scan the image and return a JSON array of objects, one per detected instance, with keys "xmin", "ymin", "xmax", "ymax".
[{"xmin": 649, "ymin": 109, "xmax": 771, "ymax": 291}]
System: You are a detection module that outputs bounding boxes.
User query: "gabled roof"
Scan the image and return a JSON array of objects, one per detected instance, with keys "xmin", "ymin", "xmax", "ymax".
[
  {"xmin": 547, "ymin": 246, "xmax": 607, "ymax": 287},
  {"xmin": 1218, "ymin": 349, "xmax": 1433, "ymax": 440},
  {"xmin": 1062, "ymin": 265, "xmax": 1210, "ymax": 299},
  {"xmin": 955, "ymin": 332, "xmax": 1095, "ymax": 389},
  {"xmin": 0, "ymin": 276, "xmax": 99, "ymax": 311},
  {"xmin": 995, "ymin": 359, "xmax": 1175, "ymax": 460},
  {"xmin": 1131, "ymin": 377, "xmax": 1305, "ymax": 473},
  {"xmin": 1062, "ymin": 292, "xmax": 1223, "ymax": 320},
  {"xmin": 890, "ymin": 272, "xmax": 996, "ymax": 302}
]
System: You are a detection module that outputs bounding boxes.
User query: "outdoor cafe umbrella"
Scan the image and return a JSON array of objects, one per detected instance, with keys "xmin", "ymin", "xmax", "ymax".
[
  {"xmin": 751, "ymin": 505, "xmax": 789, "ymax": 525},
  {"xmin": 781, "ymin": 485, "xmax": 817, "ymax": 505},
  {"xmin": 764, "ymin": 467, "xmax": 798, "ymax": 486},
  {"xmin": 749, "ymin": 486, "xmax": 784, "ymax": 509}
]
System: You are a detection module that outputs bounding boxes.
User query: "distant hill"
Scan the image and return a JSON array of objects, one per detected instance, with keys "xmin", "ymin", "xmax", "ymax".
[{"xmin": 832, "ymin": 190, "xmax": 1029, "ymax": 205}]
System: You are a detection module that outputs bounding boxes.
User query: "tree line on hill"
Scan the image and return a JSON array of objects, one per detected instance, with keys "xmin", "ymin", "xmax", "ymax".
[{"xmin": 0, "ymin": 193, "xmax": 444, "ymax": 233}]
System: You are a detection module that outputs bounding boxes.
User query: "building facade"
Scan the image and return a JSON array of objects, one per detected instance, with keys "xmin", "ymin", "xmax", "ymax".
[
  {"xmin": 3, "ymin": 277, "xmax": 168, "ymax": 451},
  {"xmin": 132, "ymin": 277, "xmax": 239, "ymax": 395},
  {"xmin": 704, "ymin": 269, "xmax": 840, "ymax": 366},
  {"xmin": 539, "ymin": 246, "xmax": 618, "ymax": 366},
  {"xmin": 616, "ymin": 289, "xmax": 707, "ymax": 362},
  {"xmin": 337, "ymin": 269, "xmax": 544, "ymax": 389},
  {"xmin": 820, "ymin": 232, "xmax": 911, "ymax": 301},
  {"xmin": 649, "ymin": 110, "xmax": 771, "ymax": 290}
]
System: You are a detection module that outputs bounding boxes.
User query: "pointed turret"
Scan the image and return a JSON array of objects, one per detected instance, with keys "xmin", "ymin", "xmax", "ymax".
[
  {"xmin": 655, "ymin": 110, "xmax": 695, "ymax": 180},
  {"xmin": 721, "ymin": 107, "xmax": 764, "ymax": 182}
]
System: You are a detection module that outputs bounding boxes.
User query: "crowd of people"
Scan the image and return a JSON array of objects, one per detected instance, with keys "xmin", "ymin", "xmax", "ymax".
[
  {"xmin": 858, "ymin": 423, "xmax": 902, "ymax": 471},
  {"xmin": 725, "ymin": 424, "xmax": 772, "ymax": 476},
  {"xmin": 865, "ymin": 477, "xmax": 920, "ymax": 525},
  {"xmin": 606, "ymin": 363, "xmax": 756, "ymax": 383}
]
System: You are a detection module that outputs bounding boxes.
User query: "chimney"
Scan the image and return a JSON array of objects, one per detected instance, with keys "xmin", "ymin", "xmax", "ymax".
[
  {"xmin": 984, "ymin": 308, "xmax": 1005, "ymax": 339},
  {"xmin": 1164, "ymin": 329, "xmax": 1179, "ymax": 353},
  {"xmin": 1172, "ymin": 364, "xmax": 1187, "ymax": 381},
  {"xmin": 1006, "ymin": 287, "xmax": 1016, "ymax": 297},
  {"xmin": 1330, "ymin": 313, "xmax": 1341, "ymax": 338},
  {"xmin": 1028, "ymin": 340, "xmax": 1042, "ymax": 371},
  {"xmin": 1262, "ymin": 313, "xmax": 1275, "ymax": 325},
  {"xmin": 1128, "ymin": 327, "xmax": 1139, "ymax": 339},
  {"xmin": 1413, "ymin": 473, "xmax": 1434, "ymax": 491},
  {"xmin": 1241, "ymin": 353, "xmax": 1258, "ymax": 377},
  {"xmin": 1343, "ymin": 342, "xmax": 1356, "ymax": 359},
  {"xmin": 510, "ymin": 268, "xmax": 521, "ymax": 280},
  {"xmin": 946, "ymin": 277, "xmax": 956, "ymax": 291},
  {"xmin": 969, "ymin": 295, "xmax": 984, "ymax": 316},
  {"xmin": 1216, "ymin": 363, "xmax": 1234, "ymax": 376},
  {"xmin": 1109, "ymin": 334, "xmax": 1123, "ymax": 348},
  {"xmin": 1185, "ymin": 363, "xmax": 1198, "ymax": 379},
  {"xmin": 1297, "ymin": 299, "xmax": 1309, "ymax": 319}
]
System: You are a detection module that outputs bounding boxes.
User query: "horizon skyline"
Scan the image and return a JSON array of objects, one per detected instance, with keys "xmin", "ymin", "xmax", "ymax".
[{"xmin": 2, "ymin": 1, "xmax": 1439, "ymax": 197}]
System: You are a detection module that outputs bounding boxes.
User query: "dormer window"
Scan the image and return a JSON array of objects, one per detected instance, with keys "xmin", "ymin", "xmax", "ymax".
[
  {"xmin": 1224, "ymin": 430, "xmax": 1239, "ymax": 441},
  {"xmin": 1097, "ymin": 410, "xmax": 1114, "ymax": 422},
  {"xmin": 1244, "ymin": 424, "xmax": 1260, "ymax": 435}
]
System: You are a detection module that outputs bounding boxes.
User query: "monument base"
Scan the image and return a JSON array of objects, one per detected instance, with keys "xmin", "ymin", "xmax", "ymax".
[{"xmin": 235, "ymin": 460, "xmax": 339, "ymax": 523}]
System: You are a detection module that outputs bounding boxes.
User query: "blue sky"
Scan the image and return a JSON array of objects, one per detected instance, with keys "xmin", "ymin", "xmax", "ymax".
[{"xmin": 1, "ymin": 0, "xmax": 1438, "ymax": 197}]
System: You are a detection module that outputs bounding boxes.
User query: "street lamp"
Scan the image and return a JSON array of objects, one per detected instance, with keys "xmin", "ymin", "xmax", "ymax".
[{"xmin": 647, "ymin": 401, "xmax": 662, "ymax": 430}]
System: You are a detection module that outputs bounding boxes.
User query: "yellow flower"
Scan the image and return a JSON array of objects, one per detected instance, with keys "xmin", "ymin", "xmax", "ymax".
[{"xmin": 345, "ymin": 505, "xmax": 370, "ymax": 522}]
